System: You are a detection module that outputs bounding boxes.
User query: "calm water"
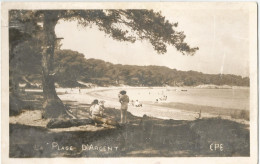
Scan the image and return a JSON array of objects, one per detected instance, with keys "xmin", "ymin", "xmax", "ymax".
[{"xmin": 99, "ymin": 87, "xmax": 249, "ymax": 110}]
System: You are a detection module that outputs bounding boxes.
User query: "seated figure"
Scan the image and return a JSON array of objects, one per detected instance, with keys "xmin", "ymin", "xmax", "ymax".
[
  {"xmin": 134, "ymin": 100, "xmax": 142, "ymax": 107},
  {"xmin": 89, "ymin": 99, "xmax": 118, "ymax": 126}
]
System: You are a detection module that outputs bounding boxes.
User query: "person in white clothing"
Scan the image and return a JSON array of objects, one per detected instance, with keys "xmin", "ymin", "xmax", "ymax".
[{"xmin": 89, "ymin": 99, "xmax": 105, "ymax": 126}]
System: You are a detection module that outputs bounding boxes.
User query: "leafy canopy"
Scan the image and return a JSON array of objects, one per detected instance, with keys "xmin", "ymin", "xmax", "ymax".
[{"xmin": 10, "ymin": 10, "xmax": 199, "ymax": 55}]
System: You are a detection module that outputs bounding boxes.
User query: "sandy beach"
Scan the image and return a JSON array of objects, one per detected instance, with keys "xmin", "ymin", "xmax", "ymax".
[
  {"xmin": 56, "ymin": 87, "xmax": 203, "ymax": 120},
  {"xmin": 54, "ymin": 87, "xmax": 249, "ymax": 122}
]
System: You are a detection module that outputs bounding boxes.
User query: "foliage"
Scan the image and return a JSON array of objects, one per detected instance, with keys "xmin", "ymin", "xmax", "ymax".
[
  {"xmin": 230, "ymin": 110, "xmax": 249, "ymax": 121},
  {"xmin": 10, "ymin": 9, "xmax": 198, "ymax": 55},
  {"xmin": 9, "ymin": 43, "xmax": 250, "ymax": 88},
  {"xmin": 54, "ymin": 50, "xmax": 249, "ymax": 87}
]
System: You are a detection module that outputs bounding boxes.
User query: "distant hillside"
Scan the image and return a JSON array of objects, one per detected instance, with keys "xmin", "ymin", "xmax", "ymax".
[
  {"xmin": 53, "ymin": 50, "xmax": 249, "ymax": 87},
  {"xmin": 18, "ymin": 49, "xmax": 250, "ymax": 88}
]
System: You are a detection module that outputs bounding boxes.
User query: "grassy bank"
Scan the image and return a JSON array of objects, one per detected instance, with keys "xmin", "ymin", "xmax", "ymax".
[
  {"xmin": 153, "ymin": 102, "xmax": 249, "ymax": 121},
  {"xmin": 9, "ymin": 116, "xmax": 250, "ymax": 157}
]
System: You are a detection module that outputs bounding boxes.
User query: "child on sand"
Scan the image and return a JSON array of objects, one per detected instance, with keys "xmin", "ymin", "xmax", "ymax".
[
  {"xmin": 89, "ymin": 99, "xmax": 119, "ymax": 127},
  {"xmin": 89, "ymin": 99, "xmax": 105, "ymax": 126},
  {"xmin": 134, "ymin": 100, "xmax": 142, "ymax": 107}
]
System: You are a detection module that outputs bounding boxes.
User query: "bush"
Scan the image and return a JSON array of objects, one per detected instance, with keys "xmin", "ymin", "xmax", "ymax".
[{"xmin": 230, "ymin": 110, "xmax": 249, "ymax": 121}]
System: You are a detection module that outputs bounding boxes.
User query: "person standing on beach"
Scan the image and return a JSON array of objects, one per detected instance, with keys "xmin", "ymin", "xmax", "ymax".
[{"xmin": 119, "ymin": 90, "xmax": 129, "ymax": 124}]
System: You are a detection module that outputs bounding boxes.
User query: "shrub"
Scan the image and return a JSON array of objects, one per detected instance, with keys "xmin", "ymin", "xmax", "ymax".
[{"xmin": 231, "ymin": 110, "xmax": 249, "ymax": 121}]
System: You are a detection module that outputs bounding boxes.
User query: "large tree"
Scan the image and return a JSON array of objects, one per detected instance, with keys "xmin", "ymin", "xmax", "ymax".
[{"xmin": 9, "ymin": 10, "xmax": 199, "ymax": 118}]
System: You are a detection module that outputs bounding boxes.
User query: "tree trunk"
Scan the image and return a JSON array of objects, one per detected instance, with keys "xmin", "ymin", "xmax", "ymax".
[{"xmin": 41, "ymin": 11, "xmax": 69, "ymax": 119}]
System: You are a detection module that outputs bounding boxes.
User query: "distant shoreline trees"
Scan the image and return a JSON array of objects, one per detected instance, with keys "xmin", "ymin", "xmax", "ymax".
[
  {"xmin": 17, "ymin": 49, "xmax": 249, "ymax": 88},
  {"xmin": 55, "ymin": 50, "xmax": 250, "ymax": 87}
]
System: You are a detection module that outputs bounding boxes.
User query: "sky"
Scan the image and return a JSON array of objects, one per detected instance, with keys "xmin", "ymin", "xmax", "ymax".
[{"xmin": 55, "ymin": 7, "xmax": 249, "ymax": 77}]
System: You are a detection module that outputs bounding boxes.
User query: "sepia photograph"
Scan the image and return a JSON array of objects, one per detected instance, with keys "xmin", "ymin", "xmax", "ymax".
[{"xmin": 1, "ymin": 2, "xmax": 258, "ymax": 164}]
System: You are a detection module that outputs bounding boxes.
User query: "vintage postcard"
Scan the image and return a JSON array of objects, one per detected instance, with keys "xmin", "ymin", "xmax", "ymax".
[{"xmin": 1, "ymin": 2, "xmax": 258, "ymax": 164}]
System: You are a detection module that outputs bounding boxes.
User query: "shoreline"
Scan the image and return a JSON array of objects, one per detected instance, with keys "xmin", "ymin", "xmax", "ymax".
[
  {"xmin": 57, "ymin": 87, "xmax": 207, "ymax": 120},
  {"xmin": 24, "ymin": 86, "xmax": 249, "ymax": 123},
  {"xmin": 56, "ymin": 87, "xmax": 249, "ymax": 123}
]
